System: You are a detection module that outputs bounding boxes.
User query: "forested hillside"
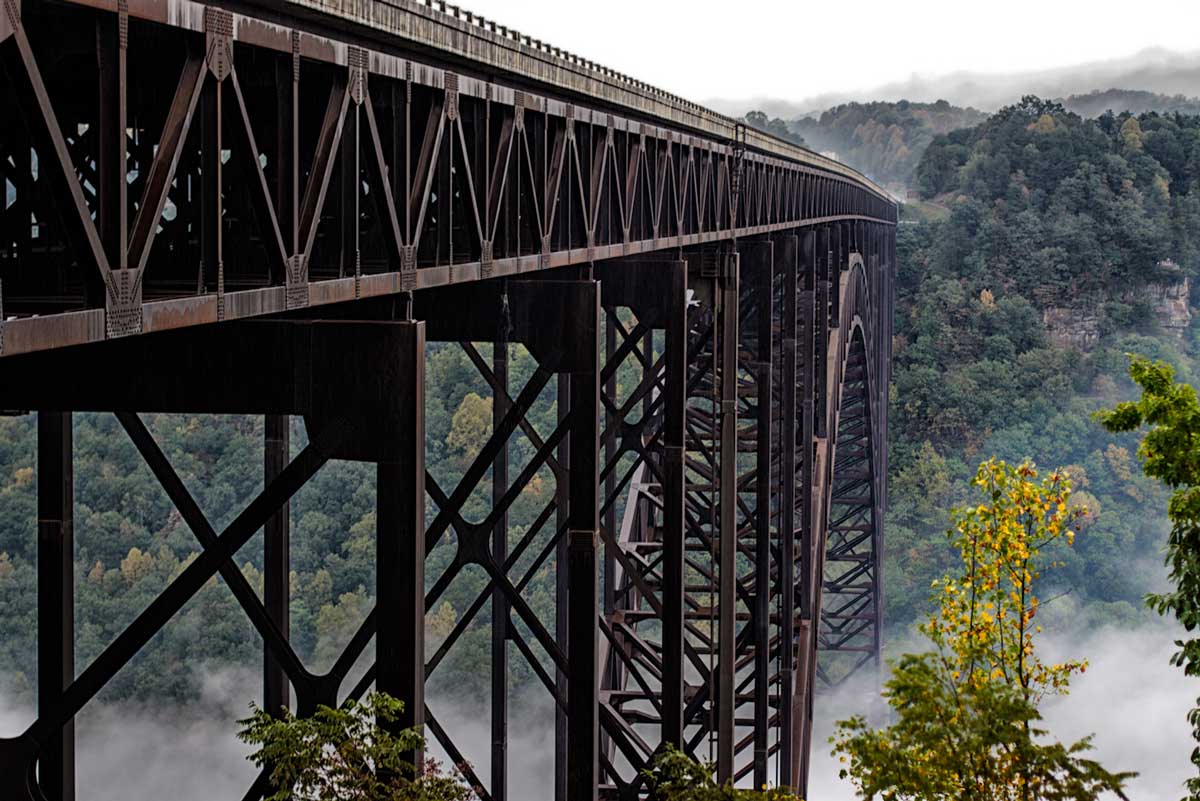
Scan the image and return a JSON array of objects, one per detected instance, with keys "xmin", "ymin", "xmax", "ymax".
[
  {"xmin": 791, "ymin": 100, "xmax": 987, "ymax": 188},
  {"xmin": 1063, "ymin": 88, "xmax": 1200, "ymax": 119},
  {"xmin": 887, "ymin": 97, "xmax": 1200, "ymax": 632}
]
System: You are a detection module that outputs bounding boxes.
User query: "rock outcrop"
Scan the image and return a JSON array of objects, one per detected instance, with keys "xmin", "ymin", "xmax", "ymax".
[{"xmin": 1041, "ymin": 262, "xmax": 1191, "ymax": 350}]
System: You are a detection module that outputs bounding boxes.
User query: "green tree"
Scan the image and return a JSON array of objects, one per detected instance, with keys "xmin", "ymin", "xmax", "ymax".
[
  {"xmin": 447, "ymin": 392, "xmax": 492, "ymax": 466},
  {"xmin": 833, "ymin": 459, "xmax": 1133, "ymax": 800},
  {"xmin": 1098, "ymin": 355, "xmax": 1200, "ymax": 800},
  {"xmin": 642, "ymin": 745, "xmax": 800, "ymax": 800},
  {"xmin": 238, "ymin": 692, "xmax": 473, "ymax": 801}
]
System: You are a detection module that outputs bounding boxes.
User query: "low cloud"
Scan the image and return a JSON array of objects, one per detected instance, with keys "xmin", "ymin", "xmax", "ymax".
[
  {"xmin": 706, "ymin": 47, "xmax": 1200, "ymax": 118},
  {"xmin": 0, "ymin": 665, "xmax": 258, "ymax": 800},
  {"xmin": 808, "ymin": 621, "xmax": 1197, "ymax": 800},
  {"xmin": 1, "ymin": 624, "xmax": 1192, "ymax": 800}
]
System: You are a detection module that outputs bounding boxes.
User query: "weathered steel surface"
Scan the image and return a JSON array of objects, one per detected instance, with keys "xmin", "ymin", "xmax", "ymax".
[
  {"xmin": 0, "ymin": 2, "xmax": 896, "ymax": 799},
  {"xmin": 0, "ymin": 0, "xmax": 892, "ymax": 358}
]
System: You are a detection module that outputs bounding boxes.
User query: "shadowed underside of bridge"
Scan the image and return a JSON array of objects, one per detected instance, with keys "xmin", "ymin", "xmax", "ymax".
[{"xmin": 0, "ymin": 0, "xmax": 896, "ymax": 798}]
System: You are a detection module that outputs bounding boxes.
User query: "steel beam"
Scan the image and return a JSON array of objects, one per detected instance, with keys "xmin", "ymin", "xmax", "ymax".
[
  {"xmin": 743, "ymin": 239, "xmax": 775, "ymax": 788},
  {"xmin": 491, "ymin": 342, "xmax": 509, "ymax": 801},
  {"xmin": 776, "ymin": 234, "xmax": 799, "ymax": 788},
  {"xmin": 376, "ymin": 321, "xmax": 426, "ymax": 766},
  {"xmin": 566, "ymin": 280, "xmax": 601, "ymax": 801},
  {"xmin": 716, "ymin": 251, "xmax": 739, "ymax": 783},
  {"xmin": 37, "ymin": 411, "xmax": 74, "ymax": 801},
  {"xmin": 661, "ymin": 261, "xmax": 688, "ymax": 748},
  {"xmin": 264, "ymin": 415, "xmax": 291, "ymax": 717}
]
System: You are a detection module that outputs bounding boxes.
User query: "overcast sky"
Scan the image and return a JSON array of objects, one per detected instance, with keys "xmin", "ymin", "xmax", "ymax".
[{"xmin": 456, "ymin": 0, "xmax": 1200, "ymax": 106}]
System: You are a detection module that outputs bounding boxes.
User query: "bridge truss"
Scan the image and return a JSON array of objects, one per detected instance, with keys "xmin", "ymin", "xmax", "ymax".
[{"xmin": 0, "ymin": 0, "xmax": 896, "ymax": 798}]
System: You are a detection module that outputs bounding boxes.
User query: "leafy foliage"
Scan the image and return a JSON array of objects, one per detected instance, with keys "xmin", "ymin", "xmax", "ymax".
[
  {"xmin": 833, "ymin": 460, "xmax": 1133, "ymax": 800},
  {"xmin": 885, "ymin": 96, "xmax": 1200, "ymax": 635},
  {"xmin": 794, "ymin": 99, "xmax": 987, "ymax": 187},
  {"xmin": 642, "ymin": 746, "xmax": 800, "ymax": 801},
  {"xmin": 238, "ymin": 692, "xmax": 474, "ymax": 801},
  {"xmin": 742, "ymin": 111, "xmax": 806, "ymax": 147},
  {"xmin": 1098, "ymin": 355, "xmax": 1200, "ymax": 799}
]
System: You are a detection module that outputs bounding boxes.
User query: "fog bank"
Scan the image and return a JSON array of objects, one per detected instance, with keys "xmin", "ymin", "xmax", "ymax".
[
  {"xmin": 808, "ymin": 622, "xmax": 1197, "ymax": 800},
  {"xmin": 0, "ymin": 622, "xmax": 1193, "ymax": 799},
  {"xmin": 707, "ymin": 47, "xmax": 1200, "ymax": 119}
]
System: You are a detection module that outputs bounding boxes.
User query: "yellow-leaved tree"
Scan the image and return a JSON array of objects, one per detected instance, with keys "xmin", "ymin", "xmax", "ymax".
[{"xmin": 832, "ymin": 459, "xmax": 1133, "ymax": 800}]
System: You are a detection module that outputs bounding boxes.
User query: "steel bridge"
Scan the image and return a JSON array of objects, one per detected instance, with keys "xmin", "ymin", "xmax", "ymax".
[{"xmin": 0, "ymin": 0, "xmax": 896, "ymax": 797}]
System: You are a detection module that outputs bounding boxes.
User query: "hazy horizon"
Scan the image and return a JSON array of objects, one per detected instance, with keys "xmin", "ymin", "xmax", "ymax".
[
  {"xmin": 704, "ymin": 46, "xmax": 1200, "ymax": 119},
  {"xmin": 439, "ymin": 0, "xmax": 1200, "ymax": 116}
]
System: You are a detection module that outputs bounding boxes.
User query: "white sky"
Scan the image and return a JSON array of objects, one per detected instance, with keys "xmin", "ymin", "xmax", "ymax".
[{"xmin": 455, "ymin": 0, "xmax": 1200, "ymax": 104}]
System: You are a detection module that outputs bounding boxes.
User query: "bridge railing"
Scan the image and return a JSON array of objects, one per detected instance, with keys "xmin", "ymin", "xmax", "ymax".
[{"xmin": 284, "ymin": 0, "xmax": 891, "ymax": 190}]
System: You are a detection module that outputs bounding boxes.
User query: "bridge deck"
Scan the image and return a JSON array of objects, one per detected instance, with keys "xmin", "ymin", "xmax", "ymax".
[{"xmin": 0, "ymin": 0, "xmax": 893, "ymax": 359}]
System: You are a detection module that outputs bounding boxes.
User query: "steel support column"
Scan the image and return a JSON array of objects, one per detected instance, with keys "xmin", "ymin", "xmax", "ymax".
[
  {"xmin": 264, "ymin": 414, "xmax": 291, "ymax": 716},
  {"xmin": 776, "ymin": 234, "xmax": 799, "ymax": 789},
  {"xmin": 793, "ymin": 229, "xmax": 818, "ymax": 791},
  {"xmin": 747, "ymin": 240, "xmax": 775, "ymax": 789},
  {"xmin": 556, "ymin": 371, "xmax": 570, "ymax": 801},
  {"xmin": 37, "ymin": 411, "xmax": 74, "ymax": 801},
  {"xmin": 661, "ymin": 261, "xmax": 688, "ymax": 748},
  {"xmin": 376, "ymin": 321, "xmax": 427, "ymax": 767},
  {"xmin": 716, "ymin": 252, "xmax": 739, "ymax": 783},
  {"xmin": 566, "ymin": 292, "xmax": 601, "ymax": 801},
  {"xmin": 491, "ymin": 342, "xmax": 509, "ymax": 801}
]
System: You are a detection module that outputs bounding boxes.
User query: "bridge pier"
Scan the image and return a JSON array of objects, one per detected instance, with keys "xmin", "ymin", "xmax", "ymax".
[
  {"xmin": 263, "ymin": 413, "xmax": 291, "ymax": 719},
  {"xmin": 37, "ymin": 410, "xmax": 75, "ymax": 801},
  {"xmin": 0, "ymin": 319, "xmax": 432, "ymax": 800}
]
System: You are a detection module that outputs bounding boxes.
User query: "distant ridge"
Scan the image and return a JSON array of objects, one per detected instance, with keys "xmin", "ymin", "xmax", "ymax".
[
  {"xmin": 705, "ymin": 47, "xmax": 1200, "ymax": 118},
  {"xmin": 1061, "ymin": 88, "xmax": 1200, "ymax": 118}
]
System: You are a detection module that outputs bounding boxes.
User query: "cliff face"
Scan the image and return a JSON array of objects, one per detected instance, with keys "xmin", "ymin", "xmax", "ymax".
[
  {"xmin": 1041, "ymin": 270, "xmax": 1191, "ymax": 350},
  {"xmin": 1042, "ymin": 305, "xmax": 1103, "ymax": 350}
]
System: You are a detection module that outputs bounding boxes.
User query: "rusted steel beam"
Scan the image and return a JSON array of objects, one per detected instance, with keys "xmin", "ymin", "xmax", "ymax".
[
  {"xmin": 776, "ymin": 234, "xmax": 799, "ymax": 788},
  {"xmin": 376, "ymin": 321, "xmax": 426, "ymax": 766},
  {"xmin": 127, "ymin": 47, "xmax": 206, "ymax": 274},
  {"xmin": 2, "ymin": 12, "xmax": 111, "ymax": 298},
  {"xmin": 37, "ymin": 411, "xmax": 74, "ymax": 801},
  {"xmin": 716, "ymin": 251, "xmax": 739, "ymax": 783},
  {"xmin": 491, "ymin": 341, "xmax": 509, "ymax": 801},
  {"xmin": 0, "ymin": 321, "xmax": 424, "ymax": 462},
  {"xmin": 264, "ymin": 415, "xmax": 291, "ymax": 717},
  {"xmin": 95, "ymin": 13, "xmax": 126, "ymax": 273},
  {"xmin": 566, "ymin": 285, "xmax": 600, "ymax": 799}
]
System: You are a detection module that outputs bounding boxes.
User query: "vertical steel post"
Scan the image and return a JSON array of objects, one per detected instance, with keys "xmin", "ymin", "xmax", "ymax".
[
  {"xmin": 555, "ymin": 372, "xmax": 569, "ymax": 801},
  {"xmin": 376, "ymin": 321, "xmax": 426, "ymax": 767},
  {"xmin": 566, "ymin": 283, "xmax": 600, "ymax": 801},
  {"xmin": 491, "ymin": 343, "xmax": 509, "ymax": 801},
  {"xmin": 200, "ymin": 80, "xmax": 221, "ymax": 292},
  {"xmin": 37, "ymin": 411, "xmax": 74, "ymax": 801},
  {"xmin": 716, "ymin": 252, "xmax": 739, "ymax": 783},
  {"xmin": 340, "ymin": 104, "xmax": 359, "ymax": 278},
  {"xmin": 661, "ymin": 260, "xmax": 688, "ymax": 747},
  {"xmin": 603, "ymin": 321, "xmax": 616, "ymax": 622},
  {"xmin": 600, "ymin": 313, "xmax": 616, "ymax": 770},
  {"xmin": 273, "ymin": 48, "xmax": 297, "ymax": 274},
  {"xmin": 264, "ymin": 415, "xmax": 290, "ymax": 715},
  {"xmin": 96, "ymin": 15, "xmax": 126, "ymax": 271},
  {"xmin": 815, "ymin": 228, "xmax": 831, "ymax": 439},
  {"xmin": 793, "ymin": 230, "xmax": 817, "ymax": 791},
  {"xmin": 777, "ymin": 235, "xmax": 799, "ymax": 788},
  {"xmin": 874, "ymin": 226, "xmax": 891, "ymax": 684},
  {"xmin": 829, "ymin": 224, "xmax": 844, "ymax": 327},
  {"xmin": 750, "ymin": 242, "xmax": 775, "ymax": 789}
]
